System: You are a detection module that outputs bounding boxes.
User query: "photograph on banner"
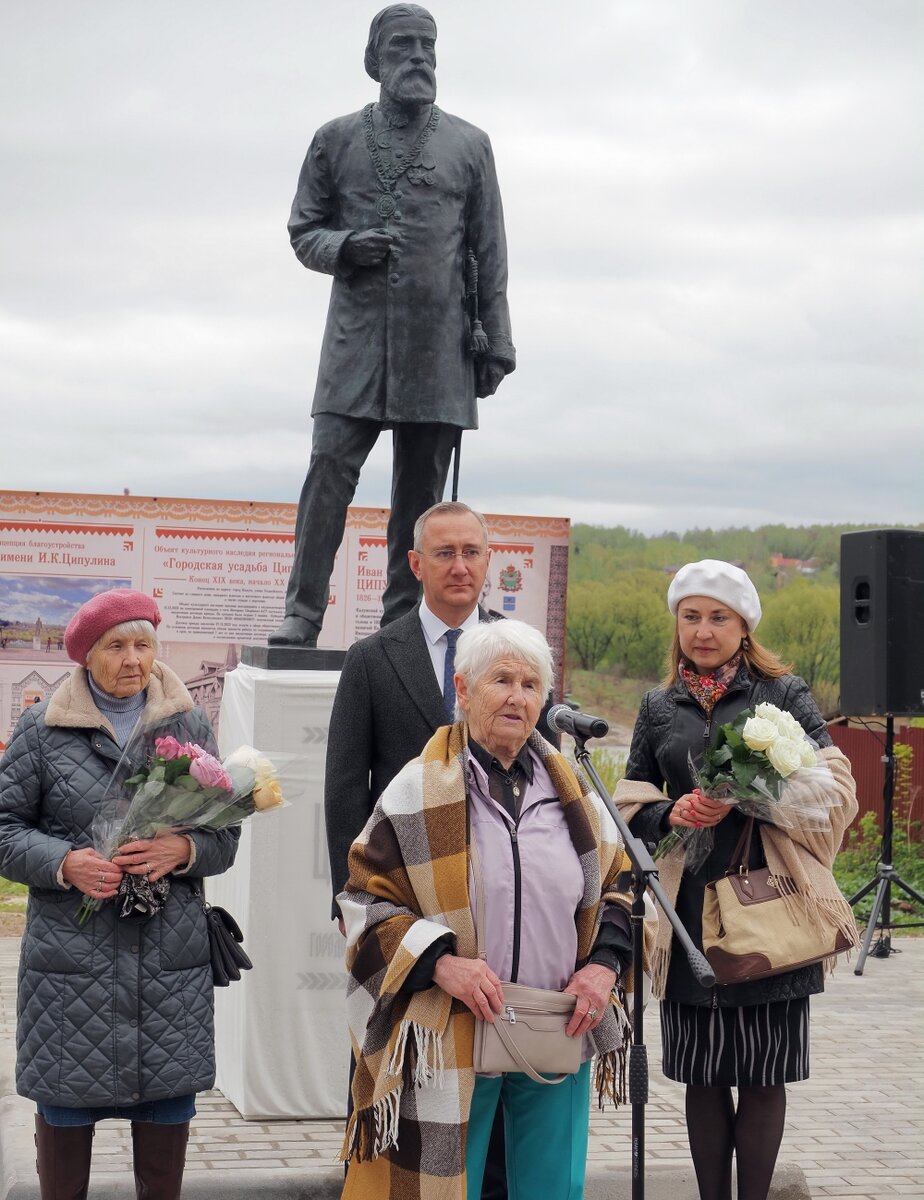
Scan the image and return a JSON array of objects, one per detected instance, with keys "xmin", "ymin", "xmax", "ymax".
[
  {"xmin": 0, "ymin": 661, "xmax": 73, "ymax": 751},
  {"xmin": 0, "ymin": 574, "xmax": 128, "ymax": 747},
  {"xmin": 0, "ymin": 575, "xmax": 133, "ymax": 661}
]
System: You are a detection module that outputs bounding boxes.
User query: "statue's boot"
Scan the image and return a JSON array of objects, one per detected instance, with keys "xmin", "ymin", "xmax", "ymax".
[{"xmin": 268, "ymin": 615, "xmax": 320, "ymax": 647}]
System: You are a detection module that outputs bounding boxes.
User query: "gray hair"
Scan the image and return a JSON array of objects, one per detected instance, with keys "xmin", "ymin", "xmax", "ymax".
[
  {"xmin": 364, "ymin": 4, "xmax": 436, "ymax": 81},
  {"xmin": 413, "ymin": 501, "xmax": 489, "ymax": 551},
  {"xmin": 86, "ymin": 619, "xmax": 159, "ymax": 662},
  {"xmin": 453, "ymin": 620, "xmax": 553, "ymax": 718}
]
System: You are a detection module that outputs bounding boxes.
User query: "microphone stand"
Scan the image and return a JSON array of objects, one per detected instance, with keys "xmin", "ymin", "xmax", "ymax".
[{"xmin": 569, "ymin": 732, "xmax": 715, "ymax": 1200}]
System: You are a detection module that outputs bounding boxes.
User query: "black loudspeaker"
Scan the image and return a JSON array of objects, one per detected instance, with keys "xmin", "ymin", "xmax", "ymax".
[{"xmin": 840, "ymin": 529, "xmax": 924, "ymax": 716}]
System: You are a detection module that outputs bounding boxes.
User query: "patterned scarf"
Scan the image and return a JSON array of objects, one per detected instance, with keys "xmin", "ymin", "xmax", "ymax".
[
  {"xmin": 339, "ymin": 720, "xmax": 633, "ymax": 1199},
  {"xmin": 679, "ymin": 651, "xmax": 742, "ymax": 712}
]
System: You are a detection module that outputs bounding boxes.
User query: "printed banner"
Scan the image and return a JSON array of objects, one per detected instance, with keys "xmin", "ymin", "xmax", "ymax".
[{"xmin": 0, "ymin": 491, "xmax": 569, "ymax": 747}]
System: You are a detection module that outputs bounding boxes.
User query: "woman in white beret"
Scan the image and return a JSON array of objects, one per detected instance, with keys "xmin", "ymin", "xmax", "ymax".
[{"xmin": 614, "ymin": 560, "xmax": 857, "ymax": 1200}]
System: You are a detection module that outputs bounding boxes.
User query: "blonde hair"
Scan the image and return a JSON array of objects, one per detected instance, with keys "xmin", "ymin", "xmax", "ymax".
[{"xmin": 661, "ymin": 626, "xmax": 791, "ymax": 687}]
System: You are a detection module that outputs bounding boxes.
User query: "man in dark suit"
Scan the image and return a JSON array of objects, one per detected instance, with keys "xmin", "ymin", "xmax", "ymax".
[
  {"xmin": 325, "ymin": 500, "xmax": 495, "ymax": 918},
  {"xmin": 326, "ymin": 499, "xmax": 555, "ymax": 1200}
]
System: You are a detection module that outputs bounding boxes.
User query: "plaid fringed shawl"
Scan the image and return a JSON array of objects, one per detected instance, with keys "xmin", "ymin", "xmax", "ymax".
[
  {"xmin": 614, "ymin": 745, "xmax": 860, "ymax": 999},
  {"xmin": 339, "ymin": 720, "xmax": 633, "ymax": 1199}
]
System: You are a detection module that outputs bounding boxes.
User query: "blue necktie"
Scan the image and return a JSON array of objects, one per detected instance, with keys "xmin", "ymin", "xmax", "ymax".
[{"xmin": 442, "ymin": 628, "xmax": 462, "ymax": 720}]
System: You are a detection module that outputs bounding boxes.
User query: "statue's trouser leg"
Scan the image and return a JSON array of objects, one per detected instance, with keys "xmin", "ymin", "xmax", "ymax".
[
  {"xmin": 381, "ymin": 421, "xmax": 459, "ymax": 626},
  {"xmin": 284, "ymin": 414, "xmax": 382, "ymax": 627}
]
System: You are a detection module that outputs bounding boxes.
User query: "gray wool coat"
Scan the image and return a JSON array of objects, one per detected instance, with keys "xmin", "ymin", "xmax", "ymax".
[{"xmin": 0, "ymin": 662, "xmax": 239, "ymax": 1107}]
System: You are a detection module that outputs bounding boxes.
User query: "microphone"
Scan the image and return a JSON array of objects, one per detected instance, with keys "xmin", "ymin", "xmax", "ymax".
[{"xmin": 546, "ymin": 704, "xmax": 609, "ymax": 741}]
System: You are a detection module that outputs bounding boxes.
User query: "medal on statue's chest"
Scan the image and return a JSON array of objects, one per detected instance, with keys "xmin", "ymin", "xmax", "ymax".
[{"xmin": 363, "ymin": 103, "xmax": 441, "ymax": 225}]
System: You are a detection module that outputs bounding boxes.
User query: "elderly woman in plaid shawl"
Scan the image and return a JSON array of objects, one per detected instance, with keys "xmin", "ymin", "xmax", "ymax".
[{"xmin": 339, "ymin": 620, "xmax": 634, "ymax": 1199}]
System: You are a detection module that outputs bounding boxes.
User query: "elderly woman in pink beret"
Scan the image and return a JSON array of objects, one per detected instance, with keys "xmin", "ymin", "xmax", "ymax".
[{"xmin": 0, "ymin": 588, "xmax": 239, "ymax": 1200}]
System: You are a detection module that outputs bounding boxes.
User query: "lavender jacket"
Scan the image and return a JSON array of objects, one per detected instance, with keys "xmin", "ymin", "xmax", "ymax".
[{"xmin": 466, "ymin": 748, "xmax": 625, "ymax": 1061}]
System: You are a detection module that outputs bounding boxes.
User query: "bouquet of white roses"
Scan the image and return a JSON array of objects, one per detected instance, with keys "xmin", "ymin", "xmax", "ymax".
[
  {"xmin": 658, "ymin": 702, "xmax": 839, "ymax": 870},
  {"xmin": 77, "ymin": 720, "xmax": 287, "ymax": 925}
]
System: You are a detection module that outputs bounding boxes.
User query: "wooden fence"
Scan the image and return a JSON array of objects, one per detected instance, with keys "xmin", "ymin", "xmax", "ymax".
[{"xmin": 827, "ymin": 725, "xmax": 924, "ymax": 843}]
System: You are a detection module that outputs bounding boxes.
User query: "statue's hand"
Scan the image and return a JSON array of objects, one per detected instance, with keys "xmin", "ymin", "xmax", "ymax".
[
  {"xmin": 475, "ymin": 358, "xmax": 507, "ymax": 398},
  {"xmin": 342, "ymin": 228, "xmax": 395, "ymax": 266}
]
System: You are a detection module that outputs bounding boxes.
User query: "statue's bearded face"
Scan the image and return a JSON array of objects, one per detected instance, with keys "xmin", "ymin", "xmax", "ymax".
[{"xmin": 378, "ymin": 17, "xmax": 437, "ymax": 105}]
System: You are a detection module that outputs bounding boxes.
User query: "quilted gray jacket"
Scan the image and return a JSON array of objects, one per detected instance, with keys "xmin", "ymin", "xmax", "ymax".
[{"xmin": 0, "ymin": 662, "xmax": 239, "ymax": 1107}]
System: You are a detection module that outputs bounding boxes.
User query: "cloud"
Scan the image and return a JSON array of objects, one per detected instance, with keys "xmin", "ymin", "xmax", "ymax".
[{"xmin": 2, "ymin": 0, "xmax": 921, "ymax": 534}]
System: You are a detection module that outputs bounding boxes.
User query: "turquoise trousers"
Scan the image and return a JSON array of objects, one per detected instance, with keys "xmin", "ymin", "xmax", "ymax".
[{"xmin": 466, "ymin": 1061, "xmax": 591, "ymax": 1200}]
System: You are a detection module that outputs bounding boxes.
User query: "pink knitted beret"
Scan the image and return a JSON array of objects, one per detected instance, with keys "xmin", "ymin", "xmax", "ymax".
[{"xmin": 64, "ymin": 589, "xmax": 161, "ymax": 665}]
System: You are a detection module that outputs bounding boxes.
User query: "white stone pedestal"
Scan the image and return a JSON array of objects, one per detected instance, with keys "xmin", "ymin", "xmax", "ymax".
[{"xmin": 210, "ymin": 662, "xmax": 350, "ymax": 1119}]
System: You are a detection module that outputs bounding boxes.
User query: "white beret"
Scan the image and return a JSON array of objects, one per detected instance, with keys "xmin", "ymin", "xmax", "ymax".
[{"xmin": 667, "ymin": 559, "xmax": 762, "ymax": 631}]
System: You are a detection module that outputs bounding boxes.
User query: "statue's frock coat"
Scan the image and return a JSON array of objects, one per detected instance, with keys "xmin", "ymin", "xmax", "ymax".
[{"xmin": 288, "ymin": 106, "xmax": 515, "ymax": 428}]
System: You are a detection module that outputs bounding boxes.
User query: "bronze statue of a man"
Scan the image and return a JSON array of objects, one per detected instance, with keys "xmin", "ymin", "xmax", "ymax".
[{"xmin": 270, "ymin": 3, "xmax": 515, "ymax": 647}]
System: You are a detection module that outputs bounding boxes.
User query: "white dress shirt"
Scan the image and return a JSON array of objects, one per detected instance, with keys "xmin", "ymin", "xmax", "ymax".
[{"xmin": 417, "ymin": 599, "xmax": 482, "ymax": 693}]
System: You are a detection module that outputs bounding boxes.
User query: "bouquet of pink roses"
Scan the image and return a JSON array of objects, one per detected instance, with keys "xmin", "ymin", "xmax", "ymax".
[
  {"xmin": 77, "ymin": 722, "xmax": 286, "ymax": 924},
  {"xmin": 657, "ymin": 702, "xmax": 840, "ymax": 871}
]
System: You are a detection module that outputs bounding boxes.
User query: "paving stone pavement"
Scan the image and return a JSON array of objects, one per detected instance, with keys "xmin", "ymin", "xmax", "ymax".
[{"xmin": 1, "ymin": 935, "xmax": 921, "ymax": 1198}]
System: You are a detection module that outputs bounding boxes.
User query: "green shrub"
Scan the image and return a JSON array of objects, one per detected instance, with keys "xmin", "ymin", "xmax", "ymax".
[
  {"xmin": 834, "ymin": 812, "xmax": 924, "ymax": 929},
  {"xmin": 567, "ymin": 747, "xmax": 627, "ymax": 797},
  {"xmin": 0, "ymin": 880, "xmax": 28, "ymax": 913}
]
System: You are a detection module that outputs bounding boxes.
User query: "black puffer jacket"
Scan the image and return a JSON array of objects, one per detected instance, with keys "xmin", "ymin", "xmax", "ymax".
[{"xmin": 624, "ymin": 666, "xmax": 832, "ymax": 1007}]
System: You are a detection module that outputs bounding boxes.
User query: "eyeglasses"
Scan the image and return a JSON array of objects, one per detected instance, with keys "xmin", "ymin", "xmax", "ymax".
[{"xmin": 425, "ymin": 548, "xmax": 486, "ymax": 563}]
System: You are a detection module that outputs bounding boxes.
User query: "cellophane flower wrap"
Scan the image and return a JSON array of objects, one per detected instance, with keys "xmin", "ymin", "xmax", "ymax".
[
  {"xmin": 657, "ymin": 702, "xmax": 839, "ymax": 871},
  {"xmin": 76, "ymin": 718, "xmax": 288, "ymax": 925}
]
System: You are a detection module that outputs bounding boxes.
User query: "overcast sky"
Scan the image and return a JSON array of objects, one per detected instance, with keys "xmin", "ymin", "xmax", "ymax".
[{"xmin": 2, "ymin": 0, "xmax": 921, "ymax": 534}]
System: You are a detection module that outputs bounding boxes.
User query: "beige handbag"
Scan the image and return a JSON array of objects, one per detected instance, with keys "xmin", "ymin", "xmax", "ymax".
[
  {"xmin": 469, "ymin": 832, "xmax": 580, "ymax": 1085},
  {"xmin": 702, "ymin": 818, "xmax": 852, "ymax": 985}
]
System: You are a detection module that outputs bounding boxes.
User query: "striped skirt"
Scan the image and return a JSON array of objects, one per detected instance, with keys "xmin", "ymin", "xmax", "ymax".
[{"xmin": 660, "ymin": 997, "xmax": 810, "ymax": 1087}]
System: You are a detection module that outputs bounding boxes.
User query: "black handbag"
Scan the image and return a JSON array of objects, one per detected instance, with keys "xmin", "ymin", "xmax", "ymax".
[{"xmin": 191, "ymin": 883, "xmax": 253, "ymax": 987}]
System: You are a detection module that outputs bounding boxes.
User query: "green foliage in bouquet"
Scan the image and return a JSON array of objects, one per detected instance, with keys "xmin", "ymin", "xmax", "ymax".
[
  {"xmin": 122, "ymin": 756, "xmax": 232, "ymax": 835},
  {"xmin": 700, "ymin": 713, "xmax": 782, "ymax": 798}
]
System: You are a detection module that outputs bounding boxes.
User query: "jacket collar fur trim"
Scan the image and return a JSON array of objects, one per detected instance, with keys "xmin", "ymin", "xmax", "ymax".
[{"xmin": 45, "ymin": 662, "xmax": 194, "ymax": 742}]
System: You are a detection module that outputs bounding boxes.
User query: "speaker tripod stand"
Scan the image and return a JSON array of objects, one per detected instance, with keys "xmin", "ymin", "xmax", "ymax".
[{"xmin": 849, "ymin": 715, "xmax": 924, "ymax": 974}]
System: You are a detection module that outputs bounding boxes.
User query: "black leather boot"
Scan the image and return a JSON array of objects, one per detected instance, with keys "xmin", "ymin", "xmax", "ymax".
[
  {"xmin": 130, "ymin": 1120, "xmax": 190, "ymax": 1200},
  {"xmin": 34, "ymin": 1114, "xmax": 94, "ymax": 1200}
]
